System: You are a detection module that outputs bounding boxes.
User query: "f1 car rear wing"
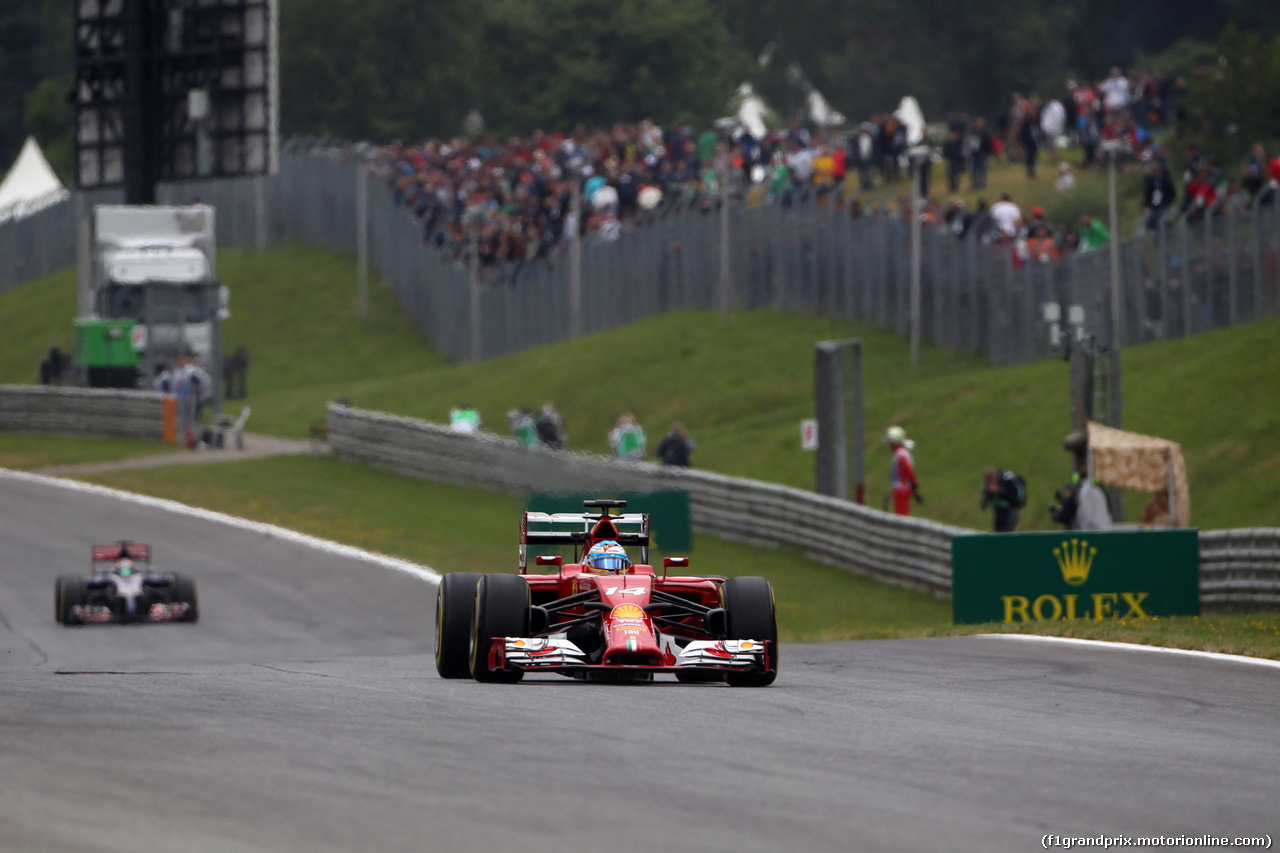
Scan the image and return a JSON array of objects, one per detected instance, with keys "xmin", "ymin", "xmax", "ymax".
[
  {"xmin": 91, "ymin": 542, "xmax": 150, "ymax": 563},
  {"xmin": 520, "ymin": 508, "xmax": 649, "ymax": 574}
]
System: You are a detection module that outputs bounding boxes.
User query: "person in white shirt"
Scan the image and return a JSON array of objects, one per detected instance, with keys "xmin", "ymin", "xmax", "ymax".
[
  {"xmin": 989, "ymin": 193, "xmax": 1023, "ymax": 237},
  {"xmin": 1099, "ymin": 68, "xmax": 1131, "ymax": 115},
  {"xmin": 1040, "ymin": 97, "xmax": 1066, "ymax": 165}
]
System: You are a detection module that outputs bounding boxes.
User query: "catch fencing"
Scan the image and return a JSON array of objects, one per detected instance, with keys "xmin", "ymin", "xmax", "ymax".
[
  {"xmin": 0, "ymin": 385, "xmax": 166, "ymax": 439},
  {"xmin": 3, "ymin": 147, "xmax": 1279, "ymax": 365},
  {"xmin": 328, "ymin": 404, "xmax": 1280, "ymax": 607}
]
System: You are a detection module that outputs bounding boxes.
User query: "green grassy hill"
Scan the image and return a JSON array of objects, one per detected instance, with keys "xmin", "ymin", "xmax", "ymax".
[{"xmin": 3, "ymin": 241, "xmax": 1278, "ymax": 531}]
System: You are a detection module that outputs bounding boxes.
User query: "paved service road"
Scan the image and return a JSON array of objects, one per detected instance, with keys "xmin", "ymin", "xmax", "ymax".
[{"xmin": 1, "ymin": 474, "xmax": 1276, "ymax": 852}]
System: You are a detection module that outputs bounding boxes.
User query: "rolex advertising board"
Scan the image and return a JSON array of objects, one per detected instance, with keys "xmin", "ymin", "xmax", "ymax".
[{"xmin": 951, "ymin": 530, "xmax": 1200, "ymax": 625}]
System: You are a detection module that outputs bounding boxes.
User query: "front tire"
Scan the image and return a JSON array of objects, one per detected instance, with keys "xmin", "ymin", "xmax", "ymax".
[
  {"xmin": 172, "ymin": 575, "xmax": 199, "ymax": 623},
  {"xmin": 56, "ymin": 575, "xmax": 87, "ymax": 626},
  {"xmin": 435, "ymin": 572, "xmax": 482, "ymax": 678},
  {"xmin": 469, "ymin": 574, "xmax": 529, "ymax": 683},
  {"xmin": 722, "ymin": 576, "xmax": 778, "ymax": 687}
]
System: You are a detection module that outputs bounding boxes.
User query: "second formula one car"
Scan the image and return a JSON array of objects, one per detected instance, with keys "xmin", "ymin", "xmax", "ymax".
[
  {"xmin": 56, "ymin": 542, "xmax": 199, "ymax": 625},
  {"xmin": 435, "ymin": 500, "xmax": 777, "ymax": 685}
]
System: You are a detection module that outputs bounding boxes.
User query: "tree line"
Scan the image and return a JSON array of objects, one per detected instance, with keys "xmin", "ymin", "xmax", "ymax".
[{"xmin": 3, "ymin": 0, "xmax": 1278, "ymax": 183}]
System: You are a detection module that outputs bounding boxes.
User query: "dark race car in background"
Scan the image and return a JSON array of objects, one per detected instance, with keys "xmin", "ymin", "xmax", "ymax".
[
  {"xmin": 435, "ymin": 500, "xmax": 777, "ymax": 685},
  {"xmin": 56, "ymin": 542, "xmax": 199, "ymax": 625}
]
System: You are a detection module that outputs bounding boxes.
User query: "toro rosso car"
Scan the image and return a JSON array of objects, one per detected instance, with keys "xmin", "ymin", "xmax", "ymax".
[
  {"xmin": 55, "ymin": 542, "xmax": 199, "ymax": 625},
  {"xmin": 435, "ymin": 500, "xmax": 777, "ymax": 685}
]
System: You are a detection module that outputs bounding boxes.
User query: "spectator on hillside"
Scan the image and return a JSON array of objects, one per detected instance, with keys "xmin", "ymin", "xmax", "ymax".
[
  {"xmin": 965, "ymin": 117, "xmax": 994, "ymax": 190},
  {"xmin": 449, "ymin": 405, "xmax": 481, "ymax": 434},
  {"xmin": 1056, "ymin": 221, "xmax": 1080, "ymax": 256},
  {"xmin": 534, "ymin": 403, "xmax": 565, "ymax": 449},
  {"xmin": 942, "ymin": 128, "xmax": 967, "ymax": 194},
  {"xmin": 656, "ymin": 422, "xmax": 696, "ymax": 467},
  {"xmin": 609, "ymin": 414, "xmax": 646, "ymax": 461},
  {"xmin": 1079, "ymin": 214, "xmax": 1110, "ymax": 251},
  {"xmin": 1027, "ymin": 206, "xmax": 1053, "ymax": 237},
  {"xmin": 1141, "ymin": 162, "xmax": 1177, "ymax": 230},
  {"xmin": 1040, "ymin": 95, "xmax": 1066, "ymax": 166},
  {"xmin": 1015, "ymin": 96, "xmax": 1041, "ymax": 179},
  {"xmin": 989, "ymin": 193, "xmax": 1023, "ymax": 238},
  {"xmin": 1256, "ymin": 142, "xmax": 1280, "ymax": 184},
  {"xmin": 850, "ymin": 122, "xmax": 878, "ymax": 190},
  {"xmin": 1055, "ymin": 162, "xmax": 1077, "ymax": 193},
  {"xmin": 1025, "ymin": 223, "xmax": 1058, "ymax": 263},
  {"xmin": 507, "ymin": 407, "xmax": 538, "ymax": 448},
  {"xmin": 1181, "ymin": 164, "xmax": 1218, "ymax": 223},
  {"xmin": 1098, "ymin": 67, "xmax": 1131, "ymax": 116},
  {"xmin": 1242, "ymin": 162, "xmax": 1266, "ymax": 200}
]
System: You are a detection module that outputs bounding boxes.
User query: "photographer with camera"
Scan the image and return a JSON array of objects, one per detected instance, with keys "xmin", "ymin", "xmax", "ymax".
[
  {"xmin": 1049, "ymin": 465, "xmax": 1113, "ymax": 531},
  {"xmin": 982, "ymin": 468, "xmax": 1026, "ymax": 532}
]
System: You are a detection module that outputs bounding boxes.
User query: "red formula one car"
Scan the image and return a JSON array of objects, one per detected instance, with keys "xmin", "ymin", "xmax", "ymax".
[
  {"xmin": 55, "ymin": 542, "xmax": 199, "ymax": 625},
  {"xmin": 435, "ymin": 500, "xmax": 777, "ymax": 685}
]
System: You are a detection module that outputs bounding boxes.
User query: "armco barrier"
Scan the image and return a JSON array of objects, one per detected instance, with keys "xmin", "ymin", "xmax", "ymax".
[
  {"xmin": 1198, "ymin": 529, "xmax": 1280, "ymax": 609},
  {"xmin": 329, "ymin": 404, "xmax": 965, "ymax": 594},
  {"xmin": 0, "ymin": 385, "xmax": 166, "ymax": 439},
  {"xmin": 328, "ymin": 404, "xmax": 1280, "ymax": 608}
]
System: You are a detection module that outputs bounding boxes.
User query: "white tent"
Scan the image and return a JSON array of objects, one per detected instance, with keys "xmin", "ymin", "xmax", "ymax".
[
  {"xmin": 807, "ymin": 89, "xmax": 846, "ymax": 128},
  {"xmin": 0, "ymin": 136, "xmax": 69, "ymax": 224},
  {"xmin": 894, "ymin": 96, "xmax": 926, "ymax": 145}
]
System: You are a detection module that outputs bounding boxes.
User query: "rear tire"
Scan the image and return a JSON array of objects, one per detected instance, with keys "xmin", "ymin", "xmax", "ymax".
[
  {"xmin": 722, "ymin": 576, "xmax": 778, "ymax": 687},
  {"xmin": 469, "ymin": 574, "xmax": 529, "ymax": 683},
  {"xmin": 172, "ymin": 575, "xmax": 199, "ymax": 623},
  {"xmin": 435, "ymin": 572, "xmax": 482, "ymax": 678},
  {"xmin": 56, "ymin": 575, "xmax": 87, "ymax": 626}
]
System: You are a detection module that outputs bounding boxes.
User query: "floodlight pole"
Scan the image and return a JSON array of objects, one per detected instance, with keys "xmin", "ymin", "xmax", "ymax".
[
  {"xmin": 908, "ymin": 147, "xmax": 926, "ymax": 366},
  {"xmin": 1107, "ymin": 150, "xmax": 1123, "ymax": 361},
  {"xmin": 814, "ymin": 339, "xmax": 865, "ymax": 503},
  {"xmin": 123, "ymin": 0, "xmax": 157, "ymax": 204},
  {"xmin": 356, "ymin": 160, "xmax": 368, "ymax": 322},
  {"xmin": 1105, "ymin": 146, "xmax": 1125, "ymax": 519},
  {"xmin": 469, "ymin": 219, "xmax": 481, "ymax": 361},
  {"xmin": 569, "ymin": 166, "xmax": 582, "ymax": 338},
  {"xmin": 719, "ymin": 146, "xmax": 731, "ymax": 324}
]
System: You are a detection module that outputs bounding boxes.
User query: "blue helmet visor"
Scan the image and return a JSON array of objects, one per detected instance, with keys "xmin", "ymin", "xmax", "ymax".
[{"xmin": 589, "ymin": 555, "xmax": 628, "ymax": 572}]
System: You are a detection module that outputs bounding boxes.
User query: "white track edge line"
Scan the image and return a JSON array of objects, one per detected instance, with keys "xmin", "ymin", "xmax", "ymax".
[
  {"xmin": 977, "ymin": 633, "xmax": 1280, "ymax": 670},
  {"xmin": 0, "ymin": 468, "xmax": 441, "ymax": 586}
]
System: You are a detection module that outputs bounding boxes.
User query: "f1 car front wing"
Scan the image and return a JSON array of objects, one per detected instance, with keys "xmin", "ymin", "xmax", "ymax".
[{"xmin": 492, "ymin": 636, "xmax": 772, "ymax": 676}]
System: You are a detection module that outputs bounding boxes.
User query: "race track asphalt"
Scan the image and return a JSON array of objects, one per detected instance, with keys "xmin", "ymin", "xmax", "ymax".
[{"xmin": 1, "ymin": 473, "xmax": 1276, "ymax": 853}]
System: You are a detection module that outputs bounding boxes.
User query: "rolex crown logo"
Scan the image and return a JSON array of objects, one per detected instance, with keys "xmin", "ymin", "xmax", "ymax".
[{"xmin": 1054, "ymin": 538, "xmax": 1097, "ymax": 586}]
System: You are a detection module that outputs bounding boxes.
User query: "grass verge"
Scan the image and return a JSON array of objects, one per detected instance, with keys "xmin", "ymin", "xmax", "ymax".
[{"xmin": 0, "ymin": 433, "xmax": 182, "ymax": 470}]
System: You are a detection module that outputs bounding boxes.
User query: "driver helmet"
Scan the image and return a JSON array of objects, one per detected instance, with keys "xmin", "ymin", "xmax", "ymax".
[
  {"xmin": 584, "ymin": 541, "xmax": 630, "ymax": 574},
  {"xmin": 115, "ymin": 557, "xmax": 136, "ymax": 576}
]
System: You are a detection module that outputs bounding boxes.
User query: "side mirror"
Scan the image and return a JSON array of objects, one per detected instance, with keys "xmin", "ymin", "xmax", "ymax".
[
  {"xmin": 535, "ymin": 555, "xmax": 562, "ymax": 568},
  {"xmin": 662, "ymin": 556, "xmax": 688, "ymax": 579}
]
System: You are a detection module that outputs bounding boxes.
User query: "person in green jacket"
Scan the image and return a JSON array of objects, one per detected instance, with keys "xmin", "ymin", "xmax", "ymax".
[
  {"xmin": 507, "ymin": 408, "xmax": 538, "ymax": 449},
  {"xmin": 1079, "ymin": 214, "xmax": 1110, "ymax": 251},
  {"xmin": 609, "ymin": 414, "xmax": 646, "ymax": 461}
]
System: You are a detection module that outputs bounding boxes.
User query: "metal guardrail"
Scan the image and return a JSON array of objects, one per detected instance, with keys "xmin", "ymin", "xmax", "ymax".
[
  {"xmin": 0, "ymin": 392, "xmax": 1272, "ymax": 608},
  {"xmin": 328, "ymin": 403, "xmax": 959, "ymax": 593},
  {"xmin": 0, "ymin": 385, "xmax": 166, "ymax": 439},
  {"xmin": 326, "ymin": 404, "xmax": 1280, "ymax": 608},
  {"xmin": 1198, "ymin": 529, "xmax": 1280, "ymax": 608}
]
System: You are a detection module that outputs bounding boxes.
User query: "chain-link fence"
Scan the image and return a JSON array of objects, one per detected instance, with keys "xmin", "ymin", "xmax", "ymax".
[{"xmin": 5, "ymin": 147, "xmax": 1278, "ymax": 364}]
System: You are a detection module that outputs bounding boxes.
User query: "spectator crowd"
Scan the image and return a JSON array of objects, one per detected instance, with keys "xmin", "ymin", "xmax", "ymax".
[{"xmin": 373, "ymin": 64, "xmax": 1279, "ymax": 278}]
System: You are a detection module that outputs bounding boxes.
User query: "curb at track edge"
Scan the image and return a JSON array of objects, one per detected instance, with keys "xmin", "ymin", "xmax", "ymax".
[{"xmin": 978, "ymin": 633, "xmax": 1280, "ymax": 671}]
